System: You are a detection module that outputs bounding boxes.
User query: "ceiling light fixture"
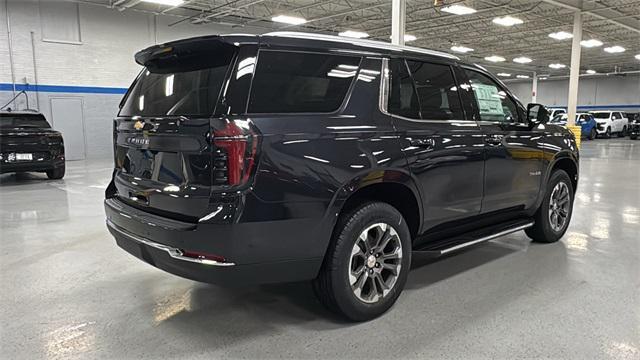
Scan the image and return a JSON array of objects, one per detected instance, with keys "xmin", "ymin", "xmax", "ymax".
[
  {"xmin": 339, "ymin": 30, "xmax": 369, "ymax": 38},
  {"xmin": 516, "ymin": 75, "xmax": 530, "ymax": 79},
  {"xmin": 450, "ymin": 45, "xmax": 474, "ymax": 53},
  {"xmin": 580, "ymin": 39, "xmax": 603, "ymax": 48},
  {"xmin": 513, "ymin": 56, "xmax": 532, "ymax": 64},
  {"xmin": 497, "ymin": 73, "xmax": 511, "ymax": 77},
  {"xmin": 604, "ymin": 45, "xmax": 625, "ymax": 53},
  {"xmin": 636, "ymin": 54, "xmax": 640, "ymax": 60},
  {"xmin": 389, "ymin": 34, "xmax": 417, "ymax": 42},
  {"xmin": 484, "ymin": 55, "xmax": 506, "ymax": 62},
  {"xmin": 492, "ymin": 16, "xmax": 523, "ymax": 26},
  {"xmin": 539, "ymin": 77, "xmax": 548, "ymax": 80},
  {"xmin": 441, "ymin": 5, "xmax": 477, "ymax": 15},
  {"xmin": 271, "ymin": 15, "xmax": 307, "ymax": 25},
  {"xmin": 585, "ymin": 70, "xmax": 597, "ymax": 74},
  {"xmin": 141, "ymin": 0, "xmax": 184, "ymax": 6},
  {"xmin": 549, "ymin": 63, "xmax": 566, "ymax": 69},
  {"xmin": 548, "ymin": 31, "xmax": 573, "ymax": 40}
]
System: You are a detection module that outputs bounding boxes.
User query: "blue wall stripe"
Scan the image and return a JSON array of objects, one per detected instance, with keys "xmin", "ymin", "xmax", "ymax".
[
  {"xmin": 1, "ymin": 82, "xmax": 639, "ymax": 109},
  {"xmin": 0, "ymin": 83, "xmax": 128, "ymax": 95}
]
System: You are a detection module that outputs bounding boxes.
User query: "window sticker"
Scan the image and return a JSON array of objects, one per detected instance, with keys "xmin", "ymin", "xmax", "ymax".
[{"xmin": 471, "ymin": 84, "xmax": 505, "ymax": 116}]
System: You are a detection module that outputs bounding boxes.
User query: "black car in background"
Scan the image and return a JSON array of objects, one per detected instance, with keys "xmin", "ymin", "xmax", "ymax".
[
  {"xmin": 629, "ymin": 113, "xmax": 640, "ymax": 140},
  {"xmin": 105, "ymin": 32, "xmax": 579, "ymax": 321},
  {"xmin": 0, "ymin": 111, "xmax": 65, "ymax": 179}
]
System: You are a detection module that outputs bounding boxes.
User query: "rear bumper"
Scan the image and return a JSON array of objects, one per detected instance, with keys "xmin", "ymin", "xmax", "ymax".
[
  {"xmin": 0, "ymin": 158, "xmax": 64, "ymax": 173},
  {"xmin": 104, "ymin": 198, "xmax": 324, "ymax": 285}
]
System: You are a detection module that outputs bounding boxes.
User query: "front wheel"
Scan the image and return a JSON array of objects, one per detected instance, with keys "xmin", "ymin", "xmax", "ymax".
[
  {"xmin": 588, "ymin": 128, "xmax": 596, "ymax": 140},
  {"xmin": 604, "ymin": 127, "xmax": 611, "ymax": 138},
  {"xmin": 312, "ymin": 202, "xmax": 411, "ymax": 321},
  {"xmin": 526, "ymin": 170, "xmax": 574, "ymax": 243}
]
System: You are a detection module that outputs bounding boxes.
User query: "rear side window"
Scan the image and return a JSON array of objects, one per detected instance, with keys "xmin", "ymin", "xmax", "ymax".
[
  {"xmin": 406, "ymin": 60, "xmax": 464, "ymax": 120},
  {"xmin": 119, "ymin": 51, "xmax": 234, "ymax": 117},
  {"xmin": 248, "ymin": 51, "xmax": 360, "ymax": 113},
  {"xmin": 388, "ymin": 59, "xmax": 420, "ymax": 119}
]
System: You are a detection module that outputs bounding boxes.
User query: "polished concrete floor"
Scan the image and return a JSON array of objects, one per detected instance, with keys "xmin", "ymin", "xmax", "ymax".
[{"xmin": 1, "ymin": 139, "xmax": 638, "ymax": 359}]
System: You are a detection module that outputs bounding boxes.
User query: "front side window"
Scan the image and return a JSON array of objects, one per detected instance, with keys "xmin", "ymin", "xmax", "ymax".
[
  {"xmin": 248, "ymin": 51, "xmax": 360, "ymax": 113},
  {"xmin": 387, "ymin": 59, "xmax": 420, "ymax": 119},
  {"xmin": 613, "ymin": 112, "xmax": 622, "ymax": 119},
  {"xmin": 463, "ymin": 69, "xmax": 520, "ymax": 123},
  {"xmin": 406, "ymin": 60, "xmax": 463, "ymax": 120}
]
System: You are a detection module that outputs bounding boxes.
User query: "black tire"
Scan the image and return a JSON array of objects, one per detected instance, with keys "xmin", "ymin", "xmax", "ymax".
[
  {"xmin": 526, "ymin": 170, "xmax": 574, "ymax": 243},
  {"xmin": 631, "ymin": 134, "xmax": 638, "ymax": 140},
  {"xmin": 617, "ymin": 126, "xmax": 626, "ymax": 137},
  {"xmin": 588, "ymin": 128, "xmax": 596, "ymax": 140},
  {"xmin": 312, "ymin": 202, "xmax": 411, "ymax": 321},
  {"xmin": 605, "ymin": 127, "xmax": 611, "ymax": 138},
  {"xmin": 46, "ymin": 165, "xmax": 65, "ymax": 179}
]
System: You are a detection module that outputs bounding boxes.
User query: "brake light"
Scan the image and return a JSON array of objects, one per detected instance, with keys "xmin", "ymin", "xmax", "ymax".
[{"xmin": 212, "ymin": 120, "xmax": 258, "ymax": 187}]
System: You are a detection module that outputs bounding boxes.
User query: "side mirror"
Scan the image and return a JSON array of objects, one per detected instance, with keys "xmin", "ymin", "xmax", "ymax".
[{"xmin": 527, "ymin": 103, "xmax": 549, "ymax": 124}]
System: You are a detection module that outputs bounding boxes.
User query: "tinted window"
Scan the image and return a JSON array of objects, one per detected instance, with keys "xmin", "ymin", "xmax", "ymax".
[
  {"xmin": 388, "ymin": 59, "xmax": 420, "ymax": 119},
  {"xmin": 248, "ymin": 51, "xmax": 360, "ymax": 113},
  {"xmin": 0, "ymin": 114, "xmax": 50, "ymax": 128},
  {"xmin": 464, "ymin": 69, "xmax": 520, "ymax": 123},
  {"xmin": 592, "ymin": 112, "xmax": 610, "ymax": 119},
  {"xmin": 613, "ymin": 112, "xmax": 622, "ymax": 119},
  {"xmin": 120, "ymin": 53, "xmax": 233, "ymax": 117},
  {"xmin": 406, "ymin": 60, "xmax": 463, "ymax": 120}
]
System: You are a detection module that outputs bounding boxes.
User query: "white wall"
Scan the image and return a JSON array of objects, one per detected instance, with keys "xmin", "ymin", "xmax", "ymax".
[
  {"xmin": 506, "ymin": 75, "xmax": 640, "ymax": 110},
  {"xmin": 0, "ymin": 0, "xmax": 265, "ymax": 159}
]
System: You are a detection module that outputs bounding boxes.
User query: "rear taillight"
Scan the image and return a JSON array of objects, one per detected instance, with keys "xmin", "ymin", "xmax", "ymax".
[{"xmin": 212, "ymin": 120, "xmax": 258, "ymax": 187}]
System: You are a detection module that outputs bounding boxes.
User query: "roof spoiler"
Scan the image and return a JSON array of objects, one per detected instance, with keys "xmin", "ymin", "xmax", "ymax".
[{"xmin": 134, "ymin": 35, "xmax": 239, "ymax": 73}]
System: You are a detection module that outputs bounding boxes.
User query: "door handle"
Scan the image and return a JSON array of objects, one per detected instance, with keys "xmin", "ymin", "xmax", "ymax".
[
  {"xmin": 485, "ymin": 134, "xmax": 504, "ymax": 146},
  {"xmin": 410, "ymin": 138, "xmax": 435, "ymax": 148}
]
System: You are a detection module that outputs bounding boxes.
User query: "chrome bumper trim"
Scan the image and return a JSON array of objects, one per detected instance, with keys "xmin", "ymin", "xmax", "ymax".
[{"xmin": 106, "ymin": 219, "xmax": 235, "ymax": 267}]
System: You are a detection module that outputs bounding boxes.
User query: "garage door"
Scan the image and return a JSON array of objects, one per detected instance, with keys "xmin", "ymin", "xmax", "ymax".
[{"xmin": 49, "ymin": 97, "xmax": 86, "ymax": 161}]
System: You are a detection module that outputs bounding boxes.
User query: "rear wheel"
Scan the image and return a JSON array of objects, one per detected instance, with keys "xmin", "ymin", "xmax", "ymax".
[
  {"xmin": 617, "ymin": 126, "xmax": 627, "ymax": 137},
  {"xmin": 312, "ymin": 202, "xmax": 411, "ymax": 321},
  {"xmin": 631, "ymin": 134, "xmax": 638, "ymax": 140},
  {"xmin": 526, "ymin": 170, "xmax": 574, "ymax": 243},
  {"xmin": 46, "ymin": 165, "xmax": 65, "ymax": 179}
]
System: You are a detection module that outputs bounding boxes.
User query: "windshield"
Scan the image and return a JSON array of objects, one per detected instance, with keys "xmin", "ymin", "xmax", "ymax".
[
  {"xmin": 0, "ymin": 114, "xmax": 51, "ymax": 129},
  {"xmin": 592, "ymin": 112, "xmax": 611, "ymax": 119},
  {"xmin": 119, "ymin": 49, "xmax": 234, "ymax": 117}
]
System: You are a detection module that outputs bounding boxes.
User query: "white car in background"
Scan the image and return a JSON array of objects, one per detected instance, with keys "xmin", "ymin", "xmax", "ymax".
[
  {"xmin": 590, "ymin": 111, "xmax": 629, "ymax": 138},
  {"xmin": 548, "ymin": 108, "xmax": 566, "ymax": 119}
]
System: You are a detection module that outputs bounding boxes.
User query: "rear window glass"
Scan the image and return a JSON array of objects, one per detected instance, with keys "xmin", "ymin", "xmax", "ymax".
[
  {"xmin": 119, "ymin": 52, "xmax": 233, "ymax": 117},
  {"xmin": 0, "ymin": 114, "xmax": 51, "ymax": 128},
  {"xmin": 592, "ymin": 112, "xmax": 610, "ymax": 119},
  {"xmin": 248, "ymin": 51, "xmax": 360, "ymax": 113}
]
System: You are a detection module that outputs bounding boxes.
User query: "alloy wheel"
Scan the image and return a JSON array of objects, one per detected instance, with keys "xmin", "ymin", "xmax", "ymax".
[
  {"xmin": 348, "ymin": 223, "xmax": 402, "ymax": 304},
  {"xmin": 548, "ymin": 182, "xmax": 571, "ymax": 232}
]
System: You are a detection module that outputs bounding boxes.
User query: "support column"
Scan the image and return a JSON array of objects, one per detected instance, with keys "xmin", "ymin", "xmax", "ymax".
[
  {"xmin": 532, "ymin": 72, "xmax": 538, "ymax": 103},
  {"xmin": 567, "ymin": 10, "xmax": 582, "ymax": 126},
  {"xmin": 391, "ymin": 0, "xmax": 406, "ymax": 46}
]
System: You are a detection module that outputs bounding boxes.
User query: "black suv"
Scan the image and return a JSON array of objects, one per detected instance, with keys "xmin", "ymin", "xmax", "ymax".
[
  {"xmin": 0, "ymin": 111, "xmax": 65, "ymax": 179},
  {"xmin": 105, "ymin": 32, "xmax": 579, "ymax": 321}
]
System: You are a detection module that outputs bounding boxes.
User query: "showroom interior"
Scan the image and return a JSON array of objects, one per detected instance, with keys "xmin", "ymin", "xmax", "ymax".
[{"xmin": 0, "ymin": 0, "xmax": 638, "ymax": 358}]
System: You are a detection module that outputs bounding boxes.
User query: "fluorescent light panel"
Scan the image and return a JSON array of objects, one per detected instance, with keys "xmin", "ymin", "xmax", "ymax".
[
  {"xmin": 492, "ymin": 16, "xmax": 523, "ymax": 26},
  {"xmin": 441, "ymin": 5, "xmax": 477, "ymax": 15},
  {"xmin": 636, "ymin": 54, "xmax": 640, "ymax": 60},
  {"xmin": 388, "ymin": 34, "xmax": 417, "ymax": 42},
  {"xmin": 513, "ymin": 56, "xmax": 532, "ymax": 64},
  {"xmin": 485, "ymin": 55, "xmax": 506, "ymax": 62},
  {"xmin": 141, "ymin": 0, "xmax": 184, "ymax": 6},
  {"xmin": 548, "ymin": 31, "xmax": 573, "ymax": 40},
  {"xmin": 549, "ymin": 63, "xmax": 566, "ymax": 69},
  {"xmin": 586, "ymin": 70, "xmax": 596, "ymax": 74},
  {"xmin": 339, "ymin": 30, "xmax": 369, "ymax": 38},
  {"xmin": 604, "ymin": 46, "xmax": 625, "ymax": 53},
  {"xmin": 497, "ymin": 73, "xmax": 511, "ymax": 77},
  {"xmin": 271, "ymin": 15, "xmax": 307, "ymax": 25},
  {"xmin": 451, "ymin": 45, "xmax": 474, "ymax": 53},
  {"xmin": 516, "ymin": 75, "xmax": 530, "ymax": 79},
  {"xmin": 580, "ymin": 39, "xmax": 603, "ymax": 48}
]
